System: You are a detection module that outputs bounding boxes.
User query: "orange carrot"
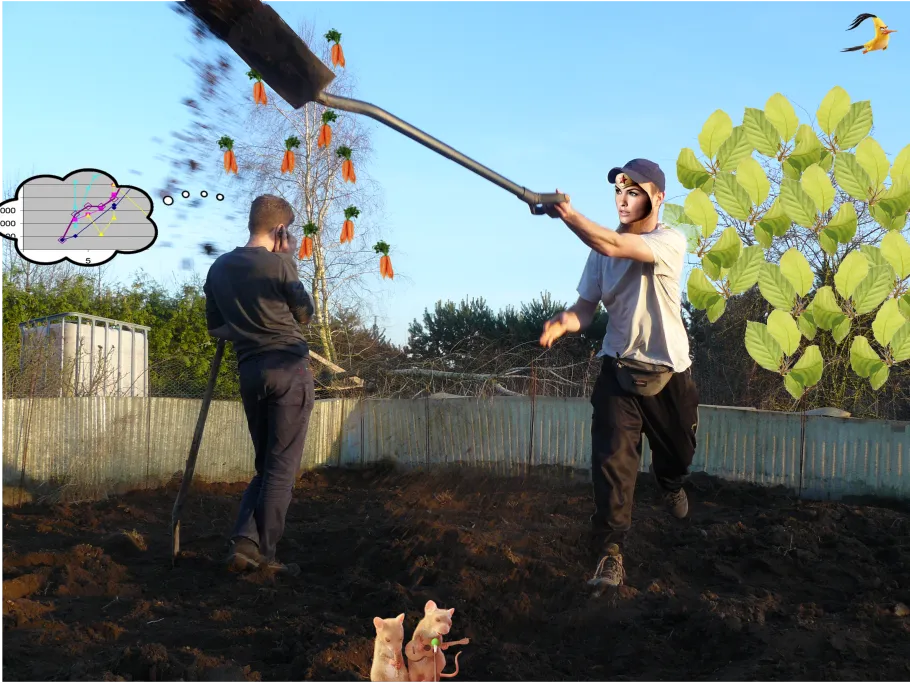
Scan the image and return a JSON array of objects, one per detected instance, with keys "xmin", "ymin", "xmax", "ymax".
[
  {"xmin": 218, "ymin": 136, "xmax": 237, "ymax": 174},
  {"xmin": 336, "ymin": 146, "xmax": 355, "ymax": 183},
  {"xmin": 282, "ymin": 137, "xmax": 300, "ymax": 174},
  {"xmin": 326, "ymin": 30, "xmax": 345, "ymax": 68},
  {"xmin": 299, "ymin": 222, "xmax": 318, "ymax": 259},
  {"xmin": 319, "ymin": 110, "xmax": 337, "ymax": 150},
  {"xmin": 374, "ymin": 241, "xmax": 393, "ymax": 280},
  {"xmin": 340, "ymin": 206, "xmax": 360, "ymax": 244},
  {"xmin": 248, "ymin": 69, "xmax": 267, "ymax": 104}
]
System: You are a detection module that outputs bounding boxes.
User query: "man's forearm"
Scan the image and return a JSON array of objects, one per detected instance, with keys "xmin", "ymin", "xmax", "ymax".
[
  {"xmin": 564, "ymin": 302, "xmax": 596, "ymax": 333},
  {"xmin": 563, "ymin": 212, "xmax": 622, "ymax": 256}
]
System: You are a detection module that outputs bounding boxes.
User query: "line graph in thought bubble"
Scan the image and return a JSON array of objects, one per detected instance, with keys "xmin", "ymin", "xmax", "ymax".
[{"xmin": 0, "ymin": 168, "xmax": 158, "ymax": 266}]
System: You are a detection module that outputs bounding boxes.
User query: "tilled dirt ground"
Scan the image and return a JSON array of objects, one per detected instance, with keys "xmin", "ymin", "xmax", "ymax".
[{"xmin": 3, "ymin": 463, "xmax": 910, "ymax": 681}]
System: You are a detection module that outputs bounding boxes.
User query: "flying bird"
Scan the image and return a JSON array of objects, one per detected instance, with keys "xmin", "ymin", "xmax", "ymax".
[{"xmin": 842, "ymin": 13, "xmax": 897, "ymax": 54}]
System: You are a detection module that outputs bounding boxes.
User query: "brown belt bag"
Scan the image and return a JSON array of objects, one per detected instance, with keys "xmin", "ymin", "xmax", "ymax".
[{"xmin": 612, "ymin": 356, "xmax": 674, "ymax": 397}]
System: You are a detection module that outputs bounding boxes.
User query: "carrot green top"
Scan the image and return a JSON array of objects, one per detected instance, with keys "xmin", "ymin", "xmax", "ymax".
[
  {"xmin": 246, "ymin": 68, "xmax": 263, "ymax": 82},
  {"xmin": 217, "ymin": 135, "xmax": 234, "ymax": 151},
  {"xmin": 336, "ymin": 146, "xmax": 352, "ymax": 161},
  {"xmin": 344, "ymin": 206, "xmax": 360, "ymax": 220},
  {"xmin": 321, "ymin": 111, "xmax": 338, "ymax": 125},
  {"xmin": 285, "ymin": 136, "xmax": 301, "ymax": 151},
  {"xmin": 324, "ymin": 29, "xmax": 342, "ymax": 44},
  {"xmin": 303, "ymin": 222, "xmax": 319, "ymax": 237},
  {"xmin": 373, "ymin": 241, "xmax": 390, "ymax": 256}
]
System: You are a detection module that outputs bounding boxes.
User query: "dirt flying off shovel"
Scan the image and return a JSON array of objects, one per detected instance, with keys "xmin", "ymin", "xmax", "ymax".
[{"xmin": 178, "ymin": 0, "xmax": 568, "ymax": 216}]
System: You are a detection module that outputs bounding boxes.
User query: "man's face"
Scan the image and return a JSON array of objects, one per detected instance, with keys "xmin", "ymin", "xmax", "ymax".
[{"xmin": 614, "ymin": 174, "xmax": 651, "ymax": 223}]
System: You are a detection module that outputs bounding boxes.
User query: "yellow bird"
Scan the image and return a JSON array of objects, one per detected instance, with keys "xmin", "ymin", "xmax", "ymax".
[{"xmin": 842, "ymin": 13, "xmax": 897, "ymax": 54}]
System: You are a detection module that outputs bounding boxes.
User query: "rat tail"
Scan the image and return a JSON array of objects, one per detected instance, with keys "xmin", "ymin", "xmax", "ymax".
[{"xmin": 438, "ymin": 651, "xmax": 461, "ymax": 678}]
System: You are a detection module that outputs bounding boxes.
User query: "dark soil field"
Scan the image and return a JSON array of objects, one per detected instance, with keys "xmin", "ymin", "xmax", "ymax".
[{"xmin": 3, "ymin": 463, "xmax": 910, "ymax": 681}]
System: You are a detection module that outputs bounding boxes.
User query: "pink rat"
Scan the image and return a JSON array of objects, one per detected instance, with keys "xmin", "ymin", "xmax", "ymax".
[
  {"xmin": 404, "ymin": 600, "xmax": 470, "ymax": 681},
  {"xmin": 371, "ymin": 613, "xmax": 409, "ymax": 682}
]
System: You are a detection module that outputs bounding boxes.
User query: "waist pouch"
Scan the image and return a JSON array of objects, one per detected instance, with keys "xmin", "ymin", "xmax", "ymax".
[{"xmin": 612, "ymin": 357, "xmax": 673, "ymax": 397}]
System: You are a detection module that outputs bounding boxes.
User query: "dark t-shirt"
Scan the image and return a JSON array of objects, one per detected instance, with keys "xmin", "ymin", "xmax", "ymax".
[{"xmin": 203, "ymin": 247, "xmax": 314, "ymax": 364}]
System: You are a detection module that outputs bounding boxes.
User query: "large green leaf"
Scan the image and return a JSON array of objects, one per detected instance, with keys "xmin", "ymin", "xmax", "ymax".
[
  {"xmin": 855, "ymin": 137, "xmax": 890, "ymax": 189},
  {"xmin": 859, "ymin": 244, "xmax": 894, "ymax": 271},
  {"xmin": 714, "ymin": 172, "xmax": 753, "ymax": 221},
  {"xmin": 800, "ymin": 164, "xmax": 835, "ymax": 215},
  {"xmin": 702, "ymin": 253, "xmax": 725, "ymax": 280},
  {"xmin": 757, "ymin": 197, "xmax": 792, "ymax": 238},
  {"xmin": 707, "ymin": 227, "xmax": 743, "ymax": 268},
  {"xmin": 765, "ymin": 93, "xmax": 799, "ymax": 142},
  {"xmin": 891, "ymin": 322, "xmax": 910, "ymax": 362},
  {"xmin": 699, "ymin": 110, "xmax": 734, "ymax": 159},
  {"xmin": 686, "ymin": 268, "xmax": 720, "ymax": 310},
  {"xmin": 852, "ymin": 266, "xmax": 895, "ymax": 315},
  {"xmin": 876, "ymin": 175, "xmax": 910, "ymax": 221},
  {"xmin": 745, "ymin": 321, "xmax": 784, "ymax": 372},
  {"xmin": 780, "ymin": 178, "xmax": 818, "ymax": 228},
  {"xmin": 677, "ymin": 148, "xmax": 711, "ymax": 190},
  {"xmin": 784, "ymin": 373, "xmax": 805, "ymax": 400},
  {"xmin": 872, "ymin": 299, "xmax": 906, "ymax": 347},
  {"xmin": 661, "ymin": 203, "xmax": 691, "ymax": 227},
  {"xmin": 812, "ymin": 286, "xmax": 846, "ymax": 330},
  {"xmin": 758, "ymin": 262, "xmax": 797, "ymax": 311},
  {"xmin": 850, "ymin": 335, "xmax": 884, "ymax": 378},
  {"xmin": 834, "ymin": 101, "xmax": 873, "ymax": 150},
  {"xmin": 789, "ymin": 345, "xmax": 823, "ymax": 387},
  {"xmin": 818, "ymin": 150, "xmax": 834, "ymax": 174},
  {"xmin": 825, "ymin": 202, "xmax": 858, "ymax": 243},
  {"xmin": 787, "ymin": 124, "xmax": 824, "ymax": 175},
  {"xmin": 871, "ymin": 203, "xmax": 908, "ymax": 233},
  {"xmin": 832, "ymin": 316, "xmax": 852, "ymax": 345},
  {"xmin": 780, "ymin": 248, "xmax": 814, "ymax": 296},
  {"xmin": 870, "ymin": 365, "xmax": 890, "ymax": 390},
  {"xmin": 716, "ymin": 126, "xmax": 753, "ymax": 172},
  {"xmin": 743, "ymin": 107, "xmax": 780, "ymax": 158},
  {"xmin": 782, "ymin": 160, "xmax": 802, "ymax": 180},
  {"xmin": 881, "ymin": 232, "xmax": 910, "ymax": 279},
  {"xmin": 834, "ymin": 250, "xmax": 869, "ymax": 299},
  {"xmin": 735, "ymin": 157, "xmax": 770, "ymax": 206},
  {"xmin": 834, "ymin": 152, "xmax": 874, "ymax": 202},
  {"xmin": 900, "ymin": 293, "xmax": 910, "ymax": 321},
  {"xmin": 684, "ymin": 188, "xmax": 718, "ymax": 238},
  {"xmin": 727, "ymin": 244, "xmax": 764, "ymax": 294},
  {"xmin": 819, "ymin": 229, "xmax": 839, "ymax": 256},
  {"xmin": 707, "ymin": 295, "xmax": 726, "ymax": 323},
  {"xmin": 767, "ymin": 309, "xmax": 802, "ymax": 356},
  {"xmin": 797, "ymin": 310, "xmax": 817, "ymax": 340},
  {"xmin": 817, "ymin": 86, "xmax": 851, "ymax": 136},
  {"xmin": 891, "ymin": 143, "xmax": 910, "ymax": 182},
  {"xmin": 754, "ymin": 222, "xmax": 772, "ymax": 248}
]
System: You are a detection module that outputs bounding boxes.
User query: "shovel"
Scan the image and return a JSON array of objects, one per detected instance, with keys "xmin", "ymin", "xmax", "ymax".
[
  {"xmin": 171, "ymin": 337, "xmax": 225, "ymax": 565},
  {"xmin": 179, "ymin": 0, "xmax": 566, "ymax": 217}
]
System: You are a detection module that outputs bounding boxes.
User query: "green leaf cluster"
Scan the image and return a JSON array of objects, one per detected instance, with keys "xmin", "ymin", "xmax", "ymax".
[{"xmin": 675, "ymin": 87, "xmax": 910, "ymax": 397}]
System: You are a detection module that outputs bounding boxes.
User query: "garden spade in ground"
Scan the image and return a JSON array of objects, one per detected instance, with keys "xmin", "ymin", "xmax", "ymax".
[{"xmin": 178, "ymin": 0, "xmax": 567, "ymax": 217}]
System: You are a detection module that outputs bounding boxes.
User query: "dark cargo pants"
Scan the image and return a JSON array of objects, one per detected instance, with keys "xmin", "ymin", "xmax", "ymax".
[
  {"xmin": 232, "ymin": 350, "xmax": 315, "ymax": 561},
  {"xmin": 590, "ymin": 357, "xmax": 699, "ymax": 553}
]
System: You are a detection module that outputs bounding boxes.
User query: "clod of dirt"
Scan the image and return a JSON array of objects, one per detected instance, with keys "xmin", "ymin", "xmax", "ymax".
[
  {"xmin": 895, "ymin": 603, "xmax": 910, "ymax": 617},
  {"xmin": 102, "ymin": 530, "xmax": 148, "ymax": 559},
  {"xmin": 2, "ymin": 571, "xmax": 48, "ymax": 600}
]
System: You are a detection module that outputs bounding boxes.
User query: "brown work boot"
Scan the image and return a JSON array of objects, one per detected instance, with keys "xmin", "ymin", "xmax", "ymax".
[
  {"xmin": 587, "ymin": 543, "xmax": 625, "ymax": 588},
  {"xmin": 226, "ymin": 537, "xmax": 300, "ymax": 576},
  {"xmin": 649, "ymin": 464, "xmax": 689, "ymax": 519}
]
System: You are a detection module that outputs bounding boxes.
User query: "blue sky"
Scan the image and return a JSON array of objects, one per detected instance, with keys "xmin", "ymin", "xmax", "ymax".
[{"xmin": 3, "ymin": 1, "xmax": 909, "ymax": 347}]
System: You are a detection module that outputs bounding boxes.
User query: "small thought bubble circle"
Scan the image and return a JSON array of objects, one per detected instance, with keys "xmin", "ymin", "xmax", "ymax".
[{"xmin": 162, "ymin": 191, "xmax": 223, "ymax": 205}]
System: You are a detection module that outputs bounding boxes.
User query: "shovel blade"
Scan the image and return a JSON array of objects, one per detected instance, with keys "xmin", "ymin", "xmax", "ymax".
[{"xmin": 180, "ymin": 0, "xmax": 335, "ymax": 108}]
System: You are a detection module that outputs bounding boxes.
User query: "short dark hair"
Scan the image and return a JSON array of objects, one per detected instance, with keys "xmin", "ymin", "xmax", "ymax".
[{"xmin": 248, "ymin": 194, "xmax": 294, "ymax": 236}]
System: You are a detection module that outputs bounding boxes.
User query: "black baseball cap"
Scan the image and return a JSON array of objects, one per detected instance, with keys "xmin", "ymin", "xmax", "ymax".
[{"xmin": 607, "ymin": 158, "xmax": 666, "ymax": 193}]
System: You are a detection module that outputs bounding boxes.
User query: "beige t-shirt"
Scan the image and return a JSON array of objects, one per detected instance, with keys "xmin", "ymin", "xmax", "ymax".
[{"xmin": 576, "ymin": 223, "xmax": 691, "ymax": 373}]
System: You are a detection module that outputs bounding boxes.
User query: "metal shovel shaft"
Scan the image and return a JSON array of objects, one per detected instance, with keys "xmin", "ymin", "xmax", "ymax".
[
  {"xmin": 171, "ymin": 337, "xmax": 226, "ymax": 564},
  {"xmin": 317, "ymin": 92, "xmax": 565, "ymax": 208}
]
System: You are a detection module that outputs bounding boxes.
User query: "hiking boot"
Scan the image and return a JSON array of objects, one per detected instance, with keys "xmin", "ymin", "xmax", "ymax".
[
  {"xmin": 587, "ymin": 543, "xmax": 625, "ymax": 587},
  {"xmin": 649, "ymin": 464, "xmax": 689, "ymax": 519},
  {"xmin": 226, "ymin": 538, "xmax": 300, "ymax": 577}
]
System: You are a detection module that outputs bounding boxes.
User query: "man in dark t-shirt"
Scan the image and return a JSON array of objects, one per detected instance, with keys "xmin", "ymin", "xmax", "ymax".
[{"xmin": 203, "ymin": 194, "xmax": 315, "ymax": 576}]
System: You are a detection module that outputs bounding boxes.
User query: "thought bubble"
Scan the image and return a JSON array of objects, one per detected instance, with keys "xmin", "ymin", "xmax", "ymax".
[
  {"xmin": 162, "ymin": 190, "xmax": 224, "ymax": 206},
  {"xmin": 0, "ymin": 168, "xmax": 158, "ymax": 267}
]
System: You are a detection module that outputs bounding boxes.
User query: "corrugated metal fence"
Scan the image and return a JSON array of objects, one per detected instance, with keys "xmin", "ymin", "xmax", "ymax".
[{"xmin": 3, "ymin": 397, "xmax": 908, "ymax": 502}]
